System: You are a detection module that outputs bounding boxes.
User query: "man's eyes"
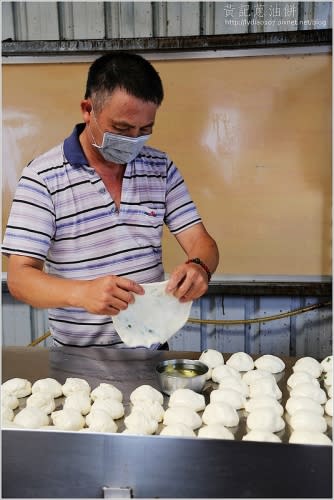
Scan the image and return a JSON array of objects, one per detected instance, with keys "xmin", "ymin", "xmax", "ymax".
[
  {"xmin": 113, "ymin": 126, "xmax": 130, "ymax": 133},
  {"xmin": 111, "ymin": 125, "xmax": 153, "ymax": 134}
]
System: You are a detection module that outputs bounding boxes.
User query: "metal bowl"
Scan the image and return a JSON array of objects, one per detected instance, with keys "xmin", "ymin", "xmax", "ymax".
[{"xmin": 156, "ymin": 359, "xmax": 208, "ymax": 395}]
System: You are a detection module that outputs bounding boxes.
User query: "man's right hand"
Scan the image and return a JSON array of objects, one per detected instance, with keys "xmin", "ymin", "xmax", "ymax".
[
  {"xmin": 78, "ymin": 276, "xmax": 145, "ymax": 315},
  {"xmin": 7, "ymin": 254, "xmax": 144, "ymax": 315}
]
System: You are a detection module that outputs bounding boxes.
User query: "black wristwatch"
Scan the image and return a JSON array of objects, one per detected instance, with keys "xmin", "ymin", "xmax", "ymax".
[{"xmin": 185, "ymin": 258, "xmax": 212, "ymax": 282}]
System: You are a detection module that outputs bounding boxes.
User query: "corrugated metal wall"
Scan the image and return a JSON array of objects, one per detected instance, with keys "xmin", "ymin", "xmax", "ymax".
[
  {"xmin": 172, "ymin": 294, "xmax": 332, "ymax": 359},
  {"xmin": 2, "ymin": 2, "xmax": 332, "ymax": 42},
  {"xmin": 2, "ymin": 287, "xmax": 331, "ymax": 358}
]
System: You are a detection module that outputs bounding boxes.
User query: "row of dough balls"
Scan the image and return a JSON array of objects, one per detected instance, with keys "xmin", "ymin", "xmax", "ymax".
[
  {"xmin": 197, "ymin": 350, "xmax": 332, "ymax": 445},
  {"xmin": 2, "ymin": 352, "xmax": 332, "ymax": 444},
  {"xmin": 1, "ymin": 379, "xmax": 188, "ymax": 435},
  {"xmin": 287, "ymin": 356, "xmax": 332, "ymax": 445},
  {"xmin": 1, "ymin": 379, "xmax": 237, "ymax": 438},
  {"xmin": 199, "ymin": 350, "xmax": 286, "ymax": 376},
  {"xmin": 125, "ymin": 383, "xmax": 331, "ymax": 443},
  {"xmin": 2, "ymin": 378, "xmax": 127, "ymax": 432},
  {"xmin": 0, "ymin": 376, "xmax": 282, "ymax": 440}
]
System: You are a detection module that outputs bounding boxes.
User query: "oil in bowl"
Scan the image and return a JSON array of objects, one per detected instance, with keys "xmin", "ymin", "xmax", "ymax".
[
  {"xmin": 164, "ymin": 365, "xmax": 201, "ymax": 378},
  {"xmin": 156, "ymin": 359, "xmax": 208, "ymax": 395}
]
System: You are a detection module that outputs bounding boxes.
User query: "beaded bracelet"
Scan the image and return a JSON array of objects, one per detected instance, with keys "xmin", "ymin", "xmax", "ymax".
[{"xmin": 185, "ymin": 258, "xmax": 212, "ymax": 282}]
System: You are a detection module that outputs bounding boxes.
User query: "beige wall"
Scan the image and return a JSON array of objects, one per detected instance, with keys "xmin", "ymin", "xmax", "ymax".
[{"xmin": 2, "ymin": 54, "xmax": 332, "ymax": 276}]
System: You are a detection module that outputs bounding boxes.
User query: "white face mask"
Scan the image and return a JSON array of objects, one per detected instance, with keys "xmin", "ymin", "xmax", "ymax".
[
  {"xmin": 90, "ymin": 108, "xmax": 150, "ymax": 164},
  {"xmin": 92, "ymin": 131, "xmax": 150, "ymax": 164}
]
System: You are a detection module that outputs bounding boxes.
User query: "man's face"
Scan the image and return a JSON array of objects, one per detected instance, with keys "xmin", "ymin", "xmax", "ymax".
[{"xmin": 82, "ymin": 87, "xmax": 159, "ymax": 141}]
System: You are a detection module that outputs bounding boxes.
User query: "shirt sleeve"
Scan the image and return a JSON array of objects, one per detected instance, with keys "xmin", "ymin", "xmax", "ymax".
[
  {"xmin": 164, "ymin": 157, "xmax": 202, "ymax": 234},
  {"xmin": 2, "ymin": 165, "xmax": 55, "ymax": 261}
]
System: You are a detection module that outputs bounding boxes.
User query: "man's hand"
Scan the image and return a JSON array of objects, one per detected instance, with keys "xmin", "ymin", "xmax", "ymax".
[
  {"xmin": 166, "ymin": 262, "xmax": 208, "ymax": 302},
  {"xmin": 167, "ymin": 222, "xmax": 219, "ymax": 302},
  {"xmin": 78, "ymin": 276, "xmax": 145, "ymax": 315},
  {"xmin": 7, "ymin": 254, "xmax": 145, "ymax": 315}
]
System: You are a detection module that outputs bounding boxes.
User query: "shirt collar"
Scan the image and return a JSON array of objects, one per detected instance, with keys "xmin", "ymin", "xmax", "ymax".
[{"xmin": 63, "ymin": 123, "xmax": 89, "ymax": 167}]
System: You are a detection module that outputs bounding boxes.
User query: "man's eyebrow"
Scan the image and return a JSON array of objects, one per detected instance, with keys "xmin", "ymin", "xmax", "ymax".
[
  {"xmin": 111, "ymin": 120, "xmax": 135, "ymax": 128},
  {"xmin": 110, "ymin": 120, "xmax": 154, "ymax": 128}
]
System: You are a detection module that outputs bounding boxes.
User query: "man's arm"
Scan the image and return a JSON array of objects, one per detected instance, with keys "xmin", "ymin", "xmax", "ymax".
[
  {"xmin": 166, "ymin": 222, "xmax": 219, "ymax": 302},
  {"xmin": 7, "ymin": 254, "xmax": 144, "ymax": 315}
]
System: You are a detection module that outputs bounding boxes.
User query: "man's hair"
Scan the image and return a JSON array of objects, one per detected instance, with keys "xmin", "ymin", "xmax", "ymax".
[{"xmin": 84, "ymin": 52, "xmax": 164, "ymax": 112}]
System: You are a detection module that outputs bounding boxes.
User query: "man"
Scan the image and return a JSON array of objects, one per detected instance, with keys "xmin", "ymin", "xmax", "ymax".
[{"xmin": 3, "ymin": 52, "xmax": 219, "ymax": 348}]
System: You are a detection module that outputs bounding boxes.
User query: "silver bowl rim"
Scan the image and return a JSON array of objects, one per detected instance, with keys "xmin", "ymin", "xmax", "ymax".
[{"xmin": 155, "ymin": 358, "xmax": 208, "ymax": 378}]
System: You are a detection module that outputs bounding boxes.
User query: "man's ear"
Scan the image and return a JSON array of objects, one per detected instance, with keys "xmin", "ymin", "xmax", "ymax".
[{"xmin": 80, "ymin": 99, "xmax": 92, "ymax": 123}]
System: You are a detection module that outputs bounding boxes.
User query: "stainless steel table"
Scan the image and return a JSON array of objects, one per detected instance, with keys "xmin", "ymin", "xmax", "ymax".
[{"xmin": 2, "ymin": 346, "xmax": 332, "ymax": 498}]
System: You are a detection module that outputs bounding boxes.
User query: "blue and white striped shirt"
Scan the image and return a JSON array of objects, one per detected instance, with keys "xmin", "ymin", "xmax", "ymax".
[{"xmin": 2, "ymin": 124, "xmax": 202, "ymax": 347}]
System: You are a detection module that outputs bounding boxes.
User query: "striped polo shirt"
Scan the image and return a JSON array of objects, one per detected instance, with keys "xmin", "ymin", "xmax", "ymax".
[{"xmin": 2, "ymin": 124, "xmax": 202, "ymax": 347}]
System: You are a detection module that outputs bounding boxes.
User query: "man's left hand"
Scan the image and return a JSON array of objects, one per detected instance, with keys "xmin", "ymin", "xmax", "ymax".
[{"xmin": 166, "ymin": 262, "xmax": 208, "ymax": 302}]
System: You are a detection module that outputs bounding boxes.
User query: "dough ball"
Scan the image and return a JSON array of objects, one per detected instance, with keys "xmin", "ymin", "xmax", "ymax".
[
  {"xmin": 289, "ymin": 431, "xmax": 332, "ymax": 445},
  {"xmin": 205, "ymin": 368, "xmax": 213, "ymax": 381},
  {"xmin": 2, "ymin": 406, "xmax": 14, "ymax": 423},
  {"xmin": 289, "ymin": 410, "xmax": 327, "ymax": 433},
  {"xmin": 1, "ymin": 393, "xmax": 19, "ymax": 410},
  {"xmin": 130, "ymin": 385, "xmax": 163, "ymax": 405},
  {"xmin": 323, "ymin": 370, "xmax": 333, "ymax": 387},
  {"xmin": 14, "ymin": 407, "xmax": 49, "ymax": 429},
  {"xmin": 218, "ymin": 377, "xmax": 249, "ymax": 397},
  {"xmin": 226, "ymin": 352, "xmax": 254, "ymax": 372},
  {"xmin": 290, "ymin": 383, "xmax": 326, "ymax": 404},
  {"xmin": 90, "ymin": 398, "xmax": 124, "ymax": 420},
  {"xmin": 169, "ymin": 388, "xmax": 205, "ymax": 412},
  {"xmin": 242, "ymin": 369, "xmax": 275, "ymax": 386},
  {"xmin": 285, "ymin": 396, "xmax": 324, "ymax": 416},
  {"xmin": 254, "ymin": 355, "xmax": 285, "ymax": 374},
  {"xmin": 199, "ymin": 349, "xmax": 224, "ymax": 369},
  {"xmin": 325, "ymin": 398, "xmax": 333, "ymax": 417},
  {"xmin": 32, "ymin": 378, "xmax": 63, "ymax": 398},
  {"xmin": 320, "ymin": 355, "xmax": 333, "ymax": 373},
  {"xmin": 245, "ymin": 397, "xmax": 284, "ymax": 416},
  {"xmin": 249, "ymin": 378, "xmax": 282, "ymax": 400},
  {"xmin": 202, "ymin": 402, "xmax": 239, "ymax": 427},
  {"xmin": 86, "ymin": 409, "xmax": 118, "ymax": 433},
  {"xmin": 62, "ymin": 378, "xmax": 91, "ymax": 396},
  {"xmin": 26, "ymin": 392, "xmax": 55, "ymax": 414},
  {"xmin": 63, "ymin": 391, "xmax": 91, "ymax": 415},
  {"xmin": 212, "ymin": 365, "xmax": 241, "ymax": 383},
  {"xmin": 2, "ymin": 421, "xmax": 23, "ymax": 429},
  {"xmin": 327, "ymin": 385, "xmax": 333, "ymax": 399},
  {"xmin": 51, "ymin": 408, "xmax": 85, "ymax": 430},
  {"xmin": 198, "ymin": 424, "xmax": 235, "ymax": 440},
  {"xmin": 2, "ymin": 378, "xmax": 32, "ymax": 398},
  {"xmin": 293, "ymin": 357, "xmax": 322, "ymax": 378},
  {"xmin": 160, "ymin": 424, "xmax": 195, "ymax": 437},
  {"xmin": 132, "ymin": 400, "xmax": 165, "ymax": 422},
  {"xmin": 124, "ymin": 410, "xmax": 158, "ymax": 435},
  {"xmin": 242, "ymin": 430, "xmax": 281, "ymax": 443},
  {"xmin": 91, "ymin": 383, "xmax": 123, "ymax": 402},
  {"xmin": 210, "ymin": 388, "xmax": 246, "ymax": 410},
  {"xmin": 287, "ymin": 371, "xmax": 320, "ymax": 389},
  {"xmin": 246, "ymin": 408, "xmax": 285, "ymax": 433},
  {"xmin": 163, "ymin": 406, "xmax": 202, "ymax": 430}
]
